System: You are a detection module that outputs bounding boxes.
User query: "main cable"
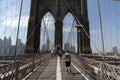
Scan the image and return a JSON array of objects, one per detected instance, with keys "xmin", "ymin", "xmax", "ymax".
[{"xmin": 14, "ymin": 0, "xmax": 23, "ymax": 62}]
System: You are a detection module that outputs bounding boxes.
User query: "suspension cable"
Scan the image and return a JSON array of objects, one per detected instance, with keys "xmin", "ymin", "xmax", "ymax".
[
  {"xmin": 63, "ymin": 0, "xmax": 106, "ymax": 61},
  {"xmin": 0, "ymin": 1, "xmax": 20, "ymax": 23},
  {"xmin": 1, "ymin": 0, "xmax": 8, "ymax": 56},
  {"xmin": 42, "ymin": 19, "xmax": 46, "ymax": 52},
  {"xmin": 115, "ymin": 2, "xmax": 119, "ymax": 57},
  {"xmin": 43, "ymin": 18, "xmax": 51, "ymax": 51},
  {"xmin": 73, "ymin": 21, "xmax": 77, "ymax": 52},
  {"xmin": 66, "ymin": 18, "xmax": 75, "ymax": 51},
  {"xmin": 0, "ymin": 0, "xmax": 18, "ymax": 12},
  {"xmin": 18, "ymin": 19, "xmax": 42, "ymax": 54},
  {"xmin": 66, "ymin": 19, "xmax": 75, "ymax": 45},
  {"xmin": 103, "ymin": 0, "xmax": 107, "ymax": 53},
  {"xmin": 71, "ymin": 19, "xmax": 76, "ymax": 52},
  {"xmin": 17, "ymin": 0, "xmax": 31, "ymax": 54},
  {"xmin": 14, "ymin": 0, "xmax": 23, "ymax": 62},
  {"xmin": 109, "ymin": 0, "xmax": 113, "ymax": 53},
  {"xmin": 0, "ymin": 1, "xmax": 21, "ymax": 38},
  {"xmin": 97, "ymin": 0, "xmax": 105, "ymax": 55},
  {"xmin": 63, "ymin": 0, "xmax": 99, "ymax": 51}
]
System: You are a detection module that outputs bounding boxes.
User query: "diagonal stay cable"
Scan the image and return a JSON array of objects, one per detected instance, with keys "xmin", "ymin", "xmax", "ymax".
[
  {"xmin": 0, "ymin": 1, "xmax": 21, "ymax": 38},
  {"xmin": 43, "ymin": 18, "xmax": 51, "ymax": 48},
  {"xmin": 66, "ymin": 19, "xmax": 75, "ymax": 45},
  {"xmin": 63, "ymin": 0, "xmax": 105, "ymax": 61}
]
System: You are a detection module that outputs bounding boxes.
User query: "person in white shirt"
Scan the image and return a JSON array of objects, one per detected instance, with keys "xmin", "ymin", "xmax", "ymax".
[
  {"xmin": 64, "ymin": 50, "xmax": 71, "ymax": 72},
  {"xmin": 50, "ymin": 49, "xmax": 54, "ymax": 58}
]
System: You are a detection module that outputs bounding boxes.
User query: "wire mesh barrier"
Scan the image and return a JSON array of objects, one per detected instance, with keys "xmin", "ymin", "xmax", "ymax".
[
  {"xmin": 76, "ymin": 54, "xmax": 120, "ymax": 80},
  {"xmin": 81, "ymin": 54, "xmax": 120, "ymax": 66},
  {"xmin": 0, "ymin": 53, "xmax": 50, "ymax": 80}
]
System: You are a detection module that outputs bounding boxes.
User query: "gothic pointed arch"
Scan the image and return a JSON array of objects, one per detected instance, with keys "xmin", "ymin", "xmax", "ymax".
[
  {"xmin": 37, "ymin": 8, "xmax": 55, "ymax": 22},
  {"xmin": 63, "ymin": 12, "xmax": 77, "ymax": 52},
  {"xmin": 25, "ymin": 0, "xmax": 92, "ymax": 54},
  {"xmin": 40, "ymin": 12, "xmax": 55, "ymax": 51}
]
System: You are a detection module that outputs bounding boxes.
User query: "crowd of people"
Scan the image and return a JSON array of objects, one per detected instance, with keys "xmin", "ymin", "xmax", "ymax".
[{"xmin": 50, "ymin": 49, "xmax": 65, "ymax": 58}]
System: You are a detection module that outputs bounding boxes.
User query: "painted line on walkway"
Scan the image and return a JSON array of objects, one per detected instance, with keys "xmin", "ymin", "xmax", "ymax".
[
  {"xmin": 71, "ymin": 62, "xmax": 89, "ymax": 80},
  {"xmin": 21, "ymin": 66, "xmax": 39, "ymax": 80},
  {"xmin": 56, "ymin": 57, "xmax": 62, "ymax": 80}
]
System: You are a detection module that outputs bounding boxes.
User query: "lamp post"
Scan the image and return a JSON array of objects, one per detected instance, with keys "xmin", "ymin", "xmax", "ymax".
[{"xmin": 76, "ymin": 25, "xmax": 82, "ymax": 54}]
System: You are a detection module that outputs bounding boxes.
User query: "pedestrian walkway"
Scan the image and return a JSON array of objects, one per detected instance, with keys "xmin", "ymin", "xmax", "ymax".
[
  {"xmin": 25, "ymin": 55, "xmax": 93, "ymax": 80},
  {"xmin": 61, "ymin": 58, "xmax": 86, "ymax": 80},
  {"xmin": 37, "ymin": 58, "xmax": 57, "ymax": 80}
]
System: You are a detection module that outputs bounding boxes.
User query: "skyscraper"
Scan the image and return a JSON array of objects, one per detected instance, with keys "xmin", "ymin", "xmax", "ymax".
[
  {"xmin": 71, "ymin": 45, "xmax": 76, "ymax": 52},
  {"xmin": 0, "ymin": 39, "xmax": 2, "ymax": 54},
  {"xmin": 16, "ymin": 39, "xmax": 25, "ymax": 54},
  {"xmin": 46, "ymin": 38, "xmax": 50, "ymax": 51},
  {"xmin": 113, "ymin": 46, "xmax": 118, "ymax": 55},
  {"xmin": 41, "ymin": 44, "xmax": 46, "ymax": 52},
  {"xmin": 64, "ymin": 42, "xmax": 70, "ymax": 51}
]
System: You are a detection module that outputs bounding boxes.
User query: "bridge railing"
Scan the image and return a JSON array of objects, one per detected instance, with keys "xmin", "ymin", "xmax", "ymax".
[
  {"xmin": 81, "ymin": 54, "xmax": 120, "ymax": 65},
  {"xmin": 0, "ymin": 53, "xmax": 50, "ymax": 80},
  {"xmin": 77, "ymin": 54, "xmax": 120, "ymax": 80}
]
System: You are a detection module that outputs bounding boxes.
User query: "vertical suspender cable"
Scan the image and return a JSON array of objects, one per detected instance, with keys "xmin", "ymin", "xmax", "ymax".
[
  {"xmin": 3, "ymin": 0, "xmax": 8, "ymax": 56},
  {"xmin": 109, "ymin": 0, "xmax": 112, "ymax": 52},
  {"xmin": 14, "ymin": 0, "xmax": 23, "ymax": 62},
  {"xmin": 18, "ymin": 0, "xmax": 32, "ymax": 54},
  {"xmin": 116, "ymin": 4, "xmax": 119, "ymax": 55},
  {"xmin": 103, "ymin": 0, "xmax": 107, "ymax": 53},
  {"xmin": 117, "ymin": 6, "xmax": 120, "ymax": 54},
  {"xmin": 0, "ymin": 0, "xmax": 2, "ymax": 56},
  {"xmin": 97, "ymin": 0, "xmax": 105, "ymax": 56},
  {"xmin": 63, "ymin": 0, "xmax": 105, "ymax": 60},
  {"xmin": 115, "ymin": 2, "xmax": 119, "ymax": 56},
  {"xmin": 0, "ymin": 0, "xmax": 1, "ymax": 16}
]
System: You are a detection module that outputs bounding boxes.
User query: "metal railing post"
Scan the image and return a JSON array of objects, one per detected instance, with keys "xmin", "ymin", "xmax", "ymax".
[
  {"xmin": 15, "ymin": 61, "xmax": 19, "ymax": 80},
  {"xmin": 32, "ymin": 53, "xmax": 35, "ymax": 72},
  {"xmin": 99, "ymin": 63, "xmax": 103, "ymax": 80}
]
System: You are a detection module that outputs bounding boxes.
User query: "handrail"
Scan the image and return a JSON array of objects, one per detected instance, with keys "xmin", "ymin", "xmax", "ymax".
[
  {"xmin": 76, "ymin": 54, "xmax": 120, "ymax": 80},
  {"xmin": 0, "ymin": 53, "xmax": 50, "ymax": 80}
]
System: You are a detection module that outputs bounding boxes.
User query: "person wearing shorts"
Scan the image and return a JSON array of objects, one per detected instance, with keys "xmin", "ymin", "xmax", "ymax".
[{"xmin": 64, "ymin": 50, "xmax": 71, "ymax": 72}]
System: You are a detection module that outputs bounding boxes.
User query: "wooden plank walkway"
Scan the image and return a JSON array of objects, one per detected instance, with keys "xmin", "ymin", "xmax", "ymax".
[
  {"xmin": 37, "ymin": 58, "xmax": 57, "ymax": 80},
  {"xmin": 26, "ymin": 55, "xmax": 94, "ymax": 80}
]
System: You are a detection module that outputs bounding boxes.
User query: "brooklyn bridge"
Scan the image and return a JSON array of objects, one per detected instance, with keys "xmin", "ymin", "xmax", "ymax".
[{"xmin": 0, "ymin": 0, "xmax": 120, "ymax": 80}]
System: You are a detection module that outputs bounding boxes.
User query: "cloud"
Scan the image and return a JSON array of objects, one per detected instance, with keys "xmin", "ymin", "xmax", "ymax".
[
  {"xmin": 63, "ymin": 27, "xmax": 76, "ymax": 33},
  {"xmin": 63, "ymin": 28, "xmax": 71, "ymax": 32},
  {"xmin": 90, "ymin": 29, "xmax": 100, "ymax": 35},
  {"xmin": 41, "ymin": 16, "xmax": 55, "ymax": 31},
  {"xmin": 2, "ymin": 16, "xmax": 29, "ymax": 28}
]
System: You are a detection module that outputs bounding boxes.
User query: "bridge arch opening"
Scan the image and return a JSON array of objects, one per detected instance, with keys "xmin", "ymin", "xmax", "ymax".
[
  {"xmin": 63, "ymin": 12, "xmax": 77, "ymax": 52},
  {"xmin": 40, "ymin": 12, "xmax": 55, "ymax": 53}
]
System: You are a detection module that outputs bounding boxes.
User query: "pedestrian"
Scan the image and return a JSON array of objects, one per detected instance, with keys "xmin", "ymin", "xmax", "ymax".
[
  {"xmin": 64, "ymin": 50, "xmax": 71, "ymax": 72},
  {"xmin": 50, "ymin": 49, "xmax": 54, "ymax": 58},
  {"xmin": 57, "ymin": 49, "xmax": 62, "ymax": 58}
]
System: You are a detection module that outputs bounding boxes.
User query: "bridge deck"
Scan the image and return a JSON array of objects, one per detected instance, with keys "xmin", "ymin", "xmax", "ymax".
[{"xmin": 25, "ymin": 55, "xmax": 94, "ymax": 80}]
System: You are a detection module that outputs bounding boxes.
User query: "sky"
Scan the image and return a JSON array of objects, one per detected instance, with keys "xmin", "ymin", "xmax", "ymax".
[
  {"xmin": 0, "ymin": 0, "xmax": 120, "ymax": 53},
  {"xmin": 88, "ymin": 0, "xmax": 120, "ymax": 53},
  {"xmin": 0, "ymin": 0, "xmax": 30, "ymax": 44}
]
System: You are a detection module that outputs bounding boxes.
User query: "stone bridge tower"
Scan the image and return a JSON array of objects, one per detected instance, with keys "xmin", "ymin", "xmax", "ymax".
[{"xmin": 25, "ymin": 0, "xmax": 92, "ymax": 54}]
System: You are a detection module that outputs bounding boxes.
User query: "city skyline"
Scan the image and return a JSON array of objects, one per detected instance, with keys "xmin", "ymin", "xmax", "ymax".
[
  {"xmin": 0, "ymin": 36, "xmax": 25, "ymax": 55},
  {"xmin": 0, "ymin": 0, "xmax": 120, "ymax": 54}
]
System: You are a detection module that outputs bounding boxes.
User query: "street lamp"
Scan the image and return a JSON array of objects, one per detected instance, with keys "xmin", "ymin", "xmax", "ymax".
[{"xmin": 76, "ymin": 25, "xmax": 83, "ymax": 54}]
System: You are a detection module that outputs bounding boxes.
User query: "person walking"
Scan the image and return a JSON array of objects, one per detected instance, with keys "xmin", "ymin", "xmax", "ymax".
[
  {"xmin": 57, "ymin": 49, "xmax": 62, "ymax": 58},
  {"xmin": 64, "ymin": 50, "xmax": 71, "ymax": 72},
  {"xmin": 50, "ymin": 49, "xmax": 54, "ymax": 58}
]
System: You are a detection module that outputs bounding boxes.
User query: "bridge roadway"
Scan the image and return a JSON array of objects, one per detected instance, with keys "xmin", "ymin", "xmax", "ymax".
[{"xmin": 24, "ymin": 55, "xmax": 94, "ymax": 80}]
